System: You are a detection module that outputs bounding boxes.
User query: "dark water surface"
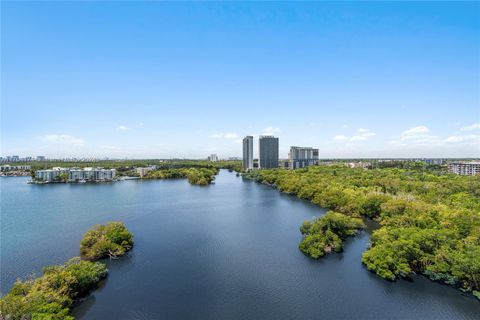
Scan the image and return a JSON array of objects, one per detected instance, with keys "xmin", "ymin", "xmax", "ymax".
[{"xmin": 1, "ymin": 171, "xmax": 478, "ymax": 319}]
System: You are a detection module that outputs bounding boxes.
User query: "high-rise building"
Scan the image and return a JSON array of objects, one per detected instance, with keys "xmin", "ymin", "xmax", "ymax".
[
  {"xmin": 259, "ymin": 136, "xmax": 279, "ymax": 169},
  {"xmin": 36, "ymin": 156, "xmax": 46, "ymax": 161},
  {"xmin": 288, "ymin": 146, "xmax": 319, "ymax": 169},
  {"xmin": 208, "ymin": 154, "xmax": 218, "ymax": 162},
  {"xmin": 242, "ymin": 136, "xmax": 254, "ymax": 170}
]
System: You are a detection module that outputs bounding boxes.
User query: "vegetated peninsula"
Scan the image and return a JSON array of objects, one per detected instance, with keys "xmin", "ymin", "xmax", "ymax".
[
  {"xmin": 144, "ymin": 167, "xmax": 218, "ymax": 185},
  {"xmin": 0, "ymin": 222, "xmax": 133, "ymax": 319},
  {"xmin": 244, "ymin": 165, "xmax": 480, "ymax": 299},
  {"xmin": 299, "ymin": 211, "xmax": 365, "ymax": 258},
  {"xmin": 140, "ymin": 161, "xmax": 242, "ymax": 185}
]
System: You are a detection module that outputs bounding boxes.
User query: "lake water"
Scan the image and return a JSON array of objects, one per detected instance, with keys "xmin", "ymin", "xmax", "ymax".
[{"xmin": 1, "ymin": 171, "xmax": 479, "ymax": 319}]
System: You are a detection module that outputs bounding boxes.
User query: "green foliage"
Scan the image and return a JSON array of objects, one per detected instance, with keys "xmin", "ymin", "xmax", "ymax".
[
  {"xmin": 144, "ymin": 167, "xmax": 218, "ymax": 185},
  {"xmin": 0, "ymin": 258, "xmax": 107, "ymax": 320},
  {"xmin": 299, "ymin": 211, "xmax": 364, "ymax": 259},
  {"xmin": 252, "ymin": 166, "xmax": 480, "ymax": 293},
  {"xmin": 473, "ymin": 290, "xmax": 480, "ymax": 300},
  {"xmin": 80, "ymin": 222, "xmax": 134, "ymax": 261},
  {"xmin": 55, "ymin": 173, "xmax": 69, "ymax": 183},
  {"xmin": 2, "ymin": 222, "xmax": 133, "ymax": 319},
  {"xmin": 25, "ymin": 160, "xmax": 242, "ymax": 173}
]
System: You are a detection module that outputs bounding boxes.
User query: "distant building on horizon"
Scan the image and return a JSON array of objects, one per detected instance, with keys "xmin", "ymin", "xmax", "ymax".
[
  {"xmin": 259, "ymin": 136, "xmax": 279, "ymax": 169},
  {"xmin": 36, "ymin": 156, "xmax": 46, "ymax": 161},
  {"xmin": 448, "ymin": 161, "xmax": 480, "ymax": 176},
  {"xmin": 0, "ymin": 165, "xmax": 31, "ymax": 172},
  {"xmin": 243, "ymin": 136, "xmax": 254, "ymax": 170},
  {"xmin": 208, "ymin": 154, "xmax": 218, "ymax": 162},
  {"xmin": 423, "ymin": 158, "xmax": 444, "ymax": 165},
  {"xmin": 288, "ymin": 146, "xmax": 319, "ymax": 169}
]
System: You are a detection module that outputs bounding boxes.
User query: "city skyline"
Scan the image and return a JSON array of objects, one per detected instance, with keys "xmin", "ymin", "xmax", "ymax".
[{"xmin": 2, "ymin": 2, "xmax": 479, "ymax": 159}]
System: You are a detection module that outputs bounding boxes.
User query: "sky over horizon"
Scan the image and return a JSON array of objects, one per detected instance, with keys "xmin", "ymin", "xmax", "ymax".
[{"xmin": 1, "ymin": 2, "xmax": 479, "ymax": 159}]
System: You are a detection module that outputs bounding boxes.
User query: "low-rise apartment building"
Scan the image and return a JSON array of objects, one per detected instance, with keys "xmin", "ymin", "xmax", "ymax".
[
  {"xmin": 35, "ymin": 167, "xmax": 116, "ymax": 182},
  {"xmin": 448, "ymin": 162, "xmax": 480, "ymax": 176}
]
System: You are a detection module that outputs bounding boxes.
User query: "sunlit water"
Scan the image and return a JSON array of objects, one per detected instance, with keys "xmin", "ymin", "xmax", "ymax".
[{"xmin": 1, "ymin": 171, "xmax": 478, "ymax": 319}]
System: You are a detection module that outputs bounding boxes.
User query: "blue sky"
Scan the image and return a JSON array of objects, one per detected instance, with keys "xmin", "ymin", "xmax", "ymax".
[{"xmin": 1, "ymin": 2, "xmax": 479, "ymax": 159}]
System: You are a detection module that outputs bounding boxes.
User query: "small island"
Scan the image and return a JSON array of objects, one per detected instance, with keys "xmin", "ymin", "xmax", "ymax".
[
  {"xmin": 80, "ymin": 222, "xmax": 134, "ymax": 260},
  {"xmin": 0, "ymin": 221, "xmax": 133, "ymax": 319}
]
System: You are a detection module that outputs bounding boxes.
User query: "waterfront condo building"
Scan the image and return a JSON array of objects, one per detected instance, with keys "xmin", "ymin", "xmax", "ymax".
[
  {"xmin": 243, "ymin": 136, "xmax": 254, "ymax": 170},
  {"xmin": 288, "ymin": 146, "xmax": 319, "ymax": 169},
  {"xmin": 35, "ymin": 167, "xmax": 116, "ymax": 182},
  {"xmin": 259, "ymin": 136, "xmax": 279, "ymax": 169}
]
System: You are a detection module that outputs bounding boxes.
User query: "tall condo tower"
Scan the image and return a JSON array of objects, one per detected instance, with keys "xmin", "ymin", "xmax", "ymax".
[
  {"xmin": 242, "ymin": 136, "xmax": 254, "ymax": 170},
  {"xmin": 259, "ymin": 136, "xmax": 279, "ymax": 169}
]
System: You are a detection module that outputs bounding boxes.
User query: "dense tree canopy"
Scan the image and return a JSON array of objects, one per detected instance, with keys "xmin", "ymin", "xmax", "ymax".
[
  {"xmin": 299, "ymin": 211, "xmax": 364, "ymax": 258},
  {"xmin": 23, "ymin": 159, "xmax": 242, "ymax": 175},
  {"xmin": 0, "ymin": 258, "xmax": 108, "ymax": 320},
  {"xmin": 1, "ymin": 222, "xmax": 134, "ymax": 319},
  {"xmin": 245, "ymin": 166, "xmax": 480, "ymax": 295},
  {"xmin": 80, "ymin": 222, "xmax": 134, "ymax": 261},
  {"xmin": 144, "ymin": 167, "xmax": 218, "ymax": 185}
]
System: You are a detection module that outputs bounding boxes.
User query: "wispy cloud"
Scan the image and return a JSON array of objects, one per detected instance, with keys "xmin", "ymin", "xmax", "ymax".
[
  {"xmin": 263, "ymin": 126, "xmax": 281, "ymax": 135},
  {"xmin": 335, "ymin": 128, "xmax": 376, "ymax": 142},
  {"xmin": 444, "ymin": 134, "xmax": 480, "ymax": 143},
  {"xmin": 334, "ymin": 135, "xmax": 348, "ymax": 141},
  {"xmin": 400, "ymin": 125, "xmax": 434, "ymax": 142},
  {"xmin": 210, "ymin": 132, "xmax": 239, "ymax": 139},
  {"xmin": 38, "ymin": 134, "xmax": 85, "ymax": 146},
  {"xmin": 391, "ymin": 125, "xmax": 479, "ymax": 147},
  {"xmin": 460, "ymin": 123, "xmax": 480, "ymax": 132},
  {"xmin": 116, "ymin": 125, "xmax": 131, "ymax": 131}
]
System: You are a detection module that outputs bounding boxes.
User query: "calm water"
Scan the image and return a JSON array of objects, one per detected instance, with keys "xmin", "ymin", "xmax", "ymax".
[{"xmin": 1, "ymin": 171, "xmax": 479, "ymax": 319}]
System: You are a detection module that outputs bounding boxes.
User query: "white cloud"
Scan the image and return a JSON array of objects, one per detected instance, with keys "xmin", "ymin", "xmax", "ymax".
[
  {"xmin": 350, "ymin": 135, "xmax": 368, "ymax": 141},
  {"xmin": 342, "ymin": 124, "xmax": 349, "ymax": 129},
  {"xmin": 444, "ymin": 134, "xmax": 480, "ymax": 143},
  {"xmin": 210, "ymin": 132, "xmax": 239, "ymax": 139},
  {"xmin": 263, "ymin": 126, "xmax": 281, "ymax": 135},
  {"xmin": 394, "ymin": 125, "xmax": 479, "ymax": 147},
  {"xmin": 334, "ymin": 128, "xmax": 376, "ymax": 142},
  {"xmin": 116, "ymin": 125, "xmax": 131, "ymax": 131},
  {"xmin": 402, "ymin": 125, "xmax": 429, "ymax": 136},
  {"xmin": 39, "ymin": 134, "xmax": 85, "ymax": 146},
  {"xmin": 400, "ymin": 126, "xmax": 432, "ymax": 141},
  {"xmin": 334, "ymin": 135, "xmax": 348, "ymax": 141},
  {"xmin": 460, "ymin": 123, "xmax": 480, "ymax": 132}
]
